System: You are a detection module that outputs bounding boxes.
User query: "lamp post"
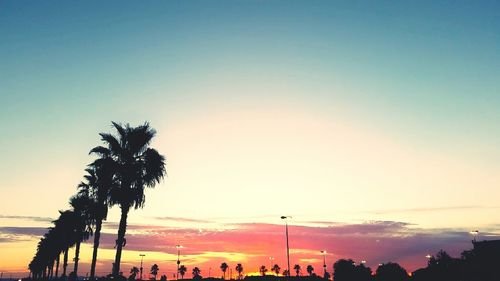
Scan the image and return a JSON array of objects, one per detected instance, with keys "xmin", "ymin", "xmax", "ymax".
[
  {"xmin": 140, "ymin": 254, "xmax": 146, "ymax": 281},
  {"xmin": 281, "ymin": 216, "xmax": 292, "ymax": 279},
  {"xmin": 269, "ymin": 257, "xmax": 274, "ymax": 271},
  {"xmin": 320, "ymin": 251, "xmax": 327, "ymax": 276},
  {"xmin": 176, "ymin": 245, "xmax": 182, "ymax": 280}
]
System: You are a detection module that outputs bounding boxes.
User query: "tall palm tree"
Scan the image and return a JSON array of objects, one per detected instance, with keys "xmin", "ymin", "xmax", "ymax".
[
  {"xmin": 69, "ymin": 194, "xmax": 93, "ymax": 277},
  {"xmin": 90, "ymin": 122, "xmax": 166, "ymax": 276},
  {"xmin": 220, "ymin": 262, "xmax": 228, "ymax": 280},
  {"xmin": 78, "ymin": 157, "xmax": 115, "ymax": 280},
  {"xmin": 271, "ymin": 264, "xmax": 280, "ymax": 276},
  {"xmin": 179, "ymin": 265, "xmax": 187, "ymax": 279},
  {"xmin": 53, "ymin": 210, "xmax": 78, "ymax": 279},
  {"xmin": 293, "ymin": 264, "xmax": 301, "ymax": 276},
  {"xmin": 30, "ymin": 211, "xmax": 77, "ymax": 280},
  {"xmin": 235, "ymin": 264, "xmax": 243, "ymax": 280}
]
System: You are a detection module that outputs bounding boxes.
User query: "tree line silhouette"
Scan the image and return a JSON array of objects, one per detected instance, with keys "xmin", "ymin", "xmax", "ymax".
[
  {"xmin": 28, "ymin": 122, "xmax": 166, "ymax": 280},
  {"xmin": 122, "ymin": 245, "xmax": 499, "ymax": 281}
]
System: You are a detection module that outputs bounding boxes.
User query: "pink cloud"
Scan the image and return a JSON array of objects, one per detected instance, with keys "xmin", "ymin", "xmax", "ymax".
[{"xmin": 88, "ymin": 221, "xmax": 494, "ymax": 275}]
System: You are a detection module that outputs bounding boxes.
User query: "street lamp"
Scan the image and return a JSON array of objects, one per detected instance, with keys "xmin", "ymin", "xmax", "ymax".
[
  {"xmin": 320, "ymin": 251, "xmax": 327, "ymax": 276},
  {"xmin": 281, "ymin": 216, "xmax": 292, "ymax": 279},
  {"xmin": 139, "ymin": 254, "xmax": 146, "ymax": 281},
  {"xmin": 176, "ymin": 245, "xmax": 183, "ymax": 280},
  {"xmin": 269, "ymin": 257, "xmax": 275, "ymax": 270}
]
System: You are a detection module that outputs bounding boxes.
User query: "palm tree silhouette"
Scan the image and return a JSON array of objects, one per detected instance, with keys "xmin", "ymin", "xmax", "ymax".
[
  {"xmin": 192, "ymin": 267, "xmax": 201, "ymax": 279},
  {"xmin": 79, "ymin": 157, "xmax": 115, "ymax": 280},
  {"xmin": 69, "ymin": 193, "xmax": 93, "ymax": 277},
  {"xmin": 293, "ymin": 264, "xmax": 301, "ymax": 276},
  {"xmin": 90, "ymin": 122, "xmax": 166, "ymax": 276},
  {"xmin": 179, "ymin": 265, "xmax": 187, "ymax": 279},
  {"xmin": 259, "ymin": 266, "xmax": 268, "ymax": 276},
  {"xmin": 57, "ymin": 211, "xmax": 76, "ymax": 279},
  {"xmin": 306, "ymin": 265, "xmax": 314, "ymax": 276},
  {"xmin": 271, "ymin": 264, "xmax": 281, "ymax": 276},
  {"xmin": 235, "ymin": 264, "xmax": 243, "ymax": 280},
  {"xmin": 130, "ymin": 267, "xmax": 140, "ymax": 280},
  {"xmin": 150, "ymin": 264, "xmax": 159, "ymax": 280},
  {"xmin": 220, "ymin": 262, "xmax": 228, "ymax": 280}
]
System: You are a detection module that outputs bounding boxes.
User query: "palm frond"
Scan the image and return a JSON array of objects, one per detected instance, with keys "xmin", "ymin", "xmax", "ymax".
[
  {"xmin": 142, "ymin": 148, "xmax": 166, "ymax": 187},
  {"xmin": 89, "ymin": 146, "xmax": 110, "ymax": 157}
]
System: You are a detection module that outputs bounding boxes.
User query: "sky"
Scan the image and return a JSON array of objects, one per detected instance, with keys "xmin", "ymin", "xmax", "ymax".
[{"xmin": 1, "ymin": 0, "xmax": 499, "ymax": 278}]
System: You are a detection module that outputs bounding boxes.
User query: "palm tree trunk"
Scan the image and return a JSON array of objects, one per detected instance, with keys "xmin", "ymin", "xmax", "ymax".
[
  {"xmin": 50, "ymin": 261, "xmax": 54, "ymax": 278},
  {"xmin": 55, "ymin": 253, "xmax": 60, "ymax": 278},
  {"xmin": 90, "ymin": 218, "xmax": 103, "ymax": 280},
  {"xmin": 73, "ymin": 240, "xmax": 81, "ymax": 276},
  {"xmin": 63, "ymin": 247, "xmax": 69, "ymax": 278},
  {"xmin": 112, "ymin": 205, "xmax": 130, "ymax": 276}
]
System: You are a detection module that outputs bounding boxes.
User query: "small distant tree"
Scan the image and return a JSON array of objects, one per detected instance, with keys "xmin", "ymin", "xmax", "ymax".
[
  {"xmin": 179, "ymin": 265, "xmax": 187, "ymax": 279},
  {"xmin": 129, "ymin": 267, "xmax": 140, "ymax": 281},
  {"xmin": 294, "ymin": 264, "xmax": 301, "ymax": 276},
  {"xmin": 306, "ymin": 265, "xmax": 314, "ymax": 276},
  {"xmin": 192, "ymin": 267, "xmax": 202, "ymax": 280},
  {"xmin": 271, "ymin": 264, "xmax": 281, "ymax": 276},
  {"xmin": 160, "ymin": 275, "xmax": 167, "ymax": 281},
  {"xmin": 259, "ymin": 266, "xmax": 268, "ymax": 276},
  {"xmin": 150, "ymin": 264, "xmax": 159, "ymax": 280},
  {"xmin": 282, "ymin": 270, "xmax": 290, "ymax": 277},
  {"xmin": 220, "ymin": 263, "xmax": 228, "ymax": 280},
  {"xmin": 235, "ymin": 264, "xmax": 244, "ymax": 280}
]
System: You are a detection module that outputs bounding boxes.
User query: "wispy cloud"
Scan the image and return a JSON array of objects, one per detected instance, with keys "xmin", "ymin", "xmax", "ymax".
[
  {"xmin": 0, "ymin": 215, "xmax": 53, "ymax": 223},
  {"xmin": 152, "ymin": 216, "xmax": 213, "ymax": 223},
  {"xmin": 366, "ymin": 205, "xmax": 497, "ymax": 215}
]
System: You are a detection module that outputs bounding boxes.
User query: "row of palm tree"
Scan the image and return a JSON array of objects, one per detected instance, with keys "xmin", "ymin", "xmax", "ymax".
[{"xmin": 29, "ymin": 122, "xmax": 167, "ymax": 280}]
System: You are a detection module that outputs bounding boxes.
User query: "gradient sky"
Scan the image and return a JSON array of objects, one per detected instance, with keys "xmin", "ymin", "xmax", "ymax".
[{"xmin": 1, "ymin": 0, "xmax": 499, "ymax": 278}]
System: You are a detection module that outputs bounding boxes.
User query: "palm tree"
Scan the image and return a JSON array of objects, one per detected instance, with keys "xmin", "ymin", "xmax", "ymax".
[
  {"xmin": 293, "ymin": 264, "xmax": 301, "ymax": 276},
  {"xmin": 179, "ymin": 265, "xmax": 187, "ymax": 279},
  {"xmin": 150, "ymin": 264, "xmax": 159, "ymax": 280},
  {"xmin": 30, "ymin": 210, "xmax": 79, "ymax": 280},
  {"xmin": 130, "ymin": 267, "xmax": 140, "ymax": 280},
  {"xmin": 90, "ymin": 122, "xmax": 166, "ymax": 276},
  {"xmin": 220, "ymin": 262, "xmax": 228, "ymax": 280},
  {"xmin": 192, "ymin": 267, "xmax": 201, "ymax": 279},
  {"xmin": 235, "ymin": 264, "xmax": 243, "ymax": 280},
  {"xmin": 306, "ymin": 265, "xmax": 314, "ymax": 276},
  {"xmin": 69, "ymin": 194, "xmax": 93, "ymax": 277},
  {"xmin": 271, "ymin": 264, "xmax": 280, "ymax": 276},
  {"xmin": 79, "ymin": 157, "xmax": 116, "ymax": 280},
  {"xmin": 259, "ymin": 266, "xmax": 267, "ymax": 276},
  {"xmin": 53, "ymin": 210, "xmax": 79, "ymax": 279}
]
